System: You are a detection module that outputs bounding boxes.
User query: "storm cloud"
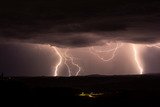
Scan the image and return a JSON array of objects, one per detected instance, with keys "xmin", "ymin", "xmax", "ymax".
[{"xmin": 1, "ymin": 0, "xmax": 160, "ymax": 47}]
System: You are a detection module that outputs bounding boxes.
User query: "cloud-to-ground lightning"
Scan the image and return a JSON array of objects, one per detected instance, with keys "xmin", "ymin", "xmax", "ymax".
[
  {"xmin": 64, "ymin": 49, "xmax": 81, "ymax": 76},
  {"xmin": 63, "ymin": 54, "xmax": 72, "ymax": 76},
  {"xmin": 51, "ymin": 46, "xmax": 81, "ymax": 76},
  {"xmin": 132, "ymin": 44, "xmax": 143, "ymax": 74},
  {"xmin": 52, "ymin": 46, "xmax": 63, "ymax": 76},
  {"xmin": 132, "ymin": 43, "xmax": 160, "ymax": 75},
  {"xmin": 49, "ymin": 42, "xmax": 160, "ymax": 76},
  {"xmin": 89, "ymin": 42, "xmax": 145, "ymax": 74}
]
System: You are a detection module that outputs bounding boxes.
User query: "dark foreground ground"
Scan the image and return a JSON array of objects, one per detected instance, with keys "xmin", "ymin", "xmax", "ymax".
[{"xmin": 1, "ymin": 74, "xmax": 160, "ymax": 106}]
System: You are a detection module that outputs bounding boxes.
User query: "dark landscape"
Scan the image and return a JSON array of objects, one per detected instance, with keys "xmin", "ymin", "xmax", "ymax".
[{"xmin": 1, "ymin": 74, "xmax": 160, "ymax": 106}]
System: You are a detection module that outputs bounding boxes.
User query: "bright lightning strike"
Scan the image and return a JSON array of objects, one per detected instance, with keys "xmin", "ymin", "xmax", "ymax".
[
  {"xmin": 52, "ymin": 46, "xmax": 63, "ymax": 76},
  {"xmin": 132, "ymin": 44, "xmax": 143, "ymax": 75},
  {"xmin": 64, "ymin": 49, "xmax": 81, "ymax": 76},
  {"xmin": 146, "ymin": 43, "xmax": 160, "ymax": 48},
  {"xmin": 89, "ymin": 42, "xmax": 144, "ymax": 74},
  {"xmin": 51, "ymin": 46, "xmax": 81, "ymax": 76},
  {"xmin": 49, "ymin": 42, "xmax": 160, "ymax": 76},
  {"xmin": 63, "ymin": 54, "xmax": 72, "ymax": 76},
  {"xmin": 132, "ymin": 43, "xmax": 160, "ymax": 75},
  {"xmin": 89, "ymin": 43, "xmax": 123, "ymax": 62}
]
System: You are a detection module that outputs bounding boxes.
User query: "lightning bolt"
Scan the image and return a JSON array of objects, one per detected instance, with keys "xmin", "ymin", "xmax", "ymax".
[
  {"xmin": 132, "ymin": 44, "xmax": 143, "ymax": 74},
  {"xmin": 49, "ymin": 42, "xmax": 160, "ymax": 76},
  {"xmin": 64, "ymin": 49, "xmax": 81, "ymax": 76},
  {"xmin": 63, "ymin": 54, "xmax": 72, "ymax": 76},
  {"xmin": 52, "ymin": 46, "xmax": 63, "ymax": 76},
  {"xmin": 146, "ymin": 43, "xmax": 160, "ymax": 48},
  {"xmin": 89, "ymin": 43, "xmax": 123, "ymax": 62},
  {"xmin": 89, "ymin": 42, "xmax": 144, "ymax": 74},
  {"xmin": 132, "ymin": 43, "xmax": 160, "ymax": 75},
  {"xmin": 51, "ymin": 46, "xmax": 81, "ymax": 76}
]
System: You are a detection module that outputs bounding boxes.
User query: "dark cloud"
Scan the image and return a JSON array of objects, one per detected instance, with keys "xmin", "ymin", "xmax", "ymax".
[{"xmin": 0, "ymin": 0, "xmax": 160, "ymax": 47}]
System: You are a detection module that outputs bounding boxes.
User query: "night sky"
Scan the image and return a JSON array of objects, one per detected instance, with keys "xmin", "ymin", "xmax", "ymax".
[{"xmin": 0, "ymin": 0, "xmax": 160, "ymax": 76}]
